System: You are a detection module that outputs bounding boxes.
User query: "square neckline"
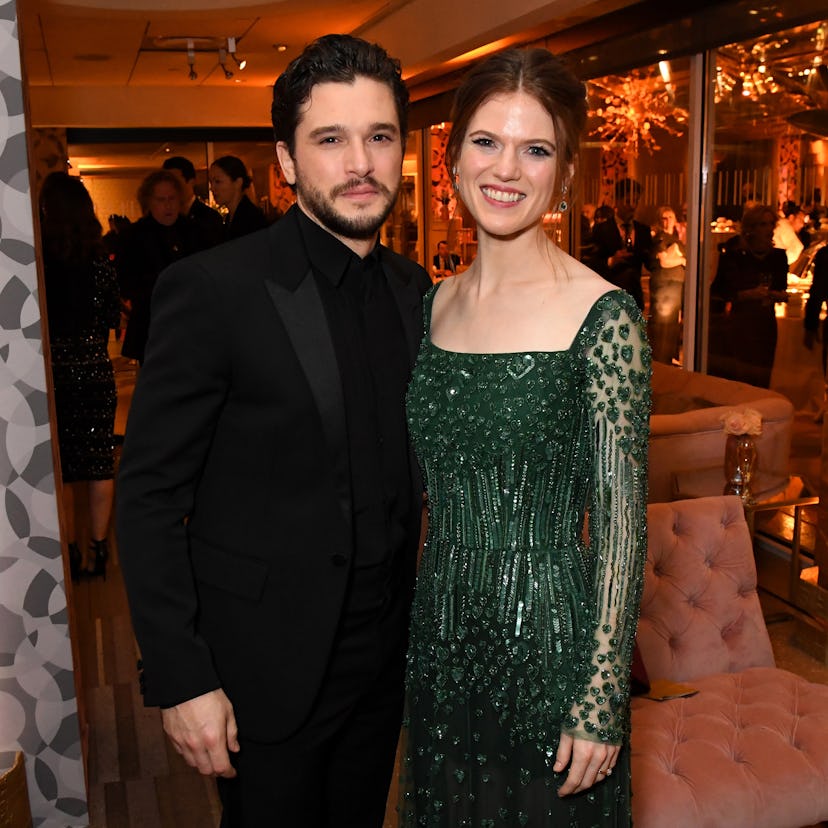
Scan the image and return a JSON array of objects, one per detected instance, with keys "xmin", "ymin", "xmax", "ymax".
[{"xmin": 426, "ymin": 287, "xmax": 624, "ymax": 357}]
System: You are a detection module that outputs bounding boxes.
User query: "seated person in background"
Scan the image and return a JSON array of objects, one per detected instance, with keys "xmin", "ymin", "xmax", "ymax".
[{"xmin": 431, "ymin": 239, "xmax": 460, "ymax": 280}]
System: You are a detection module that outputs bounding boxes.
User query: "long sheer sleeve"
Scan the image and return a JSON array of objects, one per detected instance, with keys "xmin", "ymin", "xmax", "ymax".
[{"xmin": 563, "ymin": 291, "xmax": 651, "ymax": 745}]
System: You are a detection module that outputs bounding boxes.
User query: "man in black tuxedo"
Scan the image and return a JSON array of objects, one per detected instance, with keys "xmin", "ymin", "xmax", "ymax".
[
  {"xmin": 162, "ymin": 155, "xmax": 225, "ymax": 250},
  {"xmin": 117, "ymin": 34, "xmax": 431, "ymax": 828},
  {"xmin": 589, "ymin": 177, "xmax": 652, "ymax": 310},
  {"xmin": 431, "ymin": 239, "xmax": 460, "ymax": 280}
]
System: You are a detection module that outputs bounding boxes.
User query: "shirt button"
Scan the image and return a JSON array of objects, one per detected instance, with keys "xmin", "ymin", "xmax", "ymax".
[{"xmin": 331, "ymin": 553, "xmax": 348, "ymax": 566}]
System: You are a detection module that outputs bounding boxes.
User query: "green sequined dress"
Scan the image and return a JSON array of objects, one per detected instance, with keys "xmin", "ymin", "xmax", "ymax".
[{"xmin": 404, "ymin": 288, "xmax": 651, "ymax": 827}]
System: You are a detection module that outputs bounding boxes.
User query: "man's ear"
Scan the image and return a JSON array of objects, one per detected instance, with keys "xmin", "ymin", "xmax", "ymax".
[{"xmin": 276, "ymin": 142, "xmax": 296, "ymax": 185}]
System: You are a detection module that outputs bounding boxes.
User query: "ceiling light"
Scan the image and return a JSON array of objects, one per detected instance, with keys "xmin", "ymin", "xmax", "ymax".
[
  {"xmin": 187, "ymin": 39, "xmax": 197, "ymax": 81},
  {"xmin": 227, "ymin": 37, "xmax": 247, "ymax": 70},
  {"xmin": 219, "ymin": 47, "xmax": 233, "ymax": 80}
]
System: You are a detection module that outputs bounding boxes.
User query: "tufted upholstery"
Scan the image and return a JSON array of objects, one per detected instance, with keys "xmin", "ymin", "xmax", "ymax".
[{"xmin": 631, "ymin": 496, "xmax": 828, "ymax": 828}]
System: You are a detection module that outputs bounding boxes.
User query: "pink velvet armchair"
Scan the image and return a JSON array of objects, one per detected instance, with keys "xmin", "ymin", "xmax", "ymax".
[{"xmin": 631, "ymin": 495, "xmax": 828, "ymax": 828}]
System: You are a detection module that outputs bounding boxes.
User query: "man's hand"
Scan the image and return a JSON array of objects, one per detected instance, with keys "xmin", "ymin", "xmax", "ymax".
[
  {"xmin": 162, "ymin": 688, "xmax": 239, "ymax": 777},
  {"xmin": 554, "ymin": 732, "xmax": 620, "ymax": 796},
  {"xmin": 608, "ymin": 249, "xmax": 632, "ymax": 268}
]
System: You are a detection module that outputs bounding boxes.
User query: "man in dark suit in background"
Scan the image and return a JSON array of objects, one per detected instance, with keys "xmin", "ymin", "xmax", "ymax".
[
  {"xmin": 590, "ymin": 177, "xmax": 652, "ymax": 310},
  {"xmin": 431, "ymin": 239, "xmax": 460, "ymax": 280},
  {"xmin": 162, "ymin": 155, "xmax": 225, "ymax": 250},
  {"xmin": 118, "ymin": 34, "xmax": 431, "ymax": 828}
]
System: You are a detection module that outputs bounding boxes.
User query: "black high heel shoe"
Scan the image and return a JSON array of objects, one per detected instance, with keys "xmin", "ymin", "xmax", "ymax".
[
  {"xmin": 89, "ymin": 538, "xmax": 109, "ymax": 579},
  {"xmin": 68, "ymin": 542, "xmax": 82, "ymax": 581}
]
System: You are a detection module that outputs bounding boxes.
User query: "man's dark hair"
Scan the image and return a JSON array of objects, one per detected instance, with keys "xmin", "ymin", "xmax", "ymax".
[
  {"xmin": 162, "ymin": 156, "xmax": 196, "ymax": 182},
  {"xmin": 271, "ymin": 34, "xmax": 409, "ymax": 155}
]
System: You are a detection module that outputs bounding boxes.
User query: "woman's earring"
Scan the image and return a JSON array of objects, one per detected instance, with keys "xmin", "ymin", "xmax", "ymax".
[
  {"xmin": 452, "ymin": 166, "xmax": 460, "ymax": 192},
  {"xmin": 559, "ymin": 183, "xmax": 569, "ymax": 213}
]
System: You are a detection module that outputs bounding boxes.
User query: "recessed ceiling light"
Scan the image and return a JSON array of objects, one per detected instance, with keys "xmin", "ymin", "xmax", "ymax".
[{"xmin": 274, "ymin": 44, "xmax": 287, "ymax": 52}]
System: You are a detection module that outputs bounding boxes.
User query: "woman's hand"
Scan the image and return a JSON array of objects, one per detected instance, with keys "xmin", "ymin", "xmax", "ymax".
[{"xmin": 554, "ymin": 732, "xmax": 620, "ymax": 796}]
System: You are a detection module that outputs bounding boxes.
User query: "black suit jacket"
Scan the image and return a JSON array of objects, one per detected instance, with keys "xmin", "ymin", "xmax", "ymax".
[
  {"xmin": 117, "ymin": 215, "xmax": 196, "ymax": 362},
  {"xmin": 432, "ymin": 252, "xmax": 460, "ymax": 272},
  {"xmin": 227, "ymin": 194, "xmax": 269, "ymax": 240},
  {"xmin": 187, "ymin": 197, "xmax": 226, "ymax": 250},
  {"xmin": 117, "ymin": 206, "xmax": 430, "ymax": 741},
  {"xmin": 589, "ymin": 218, "xmax": 652, "ymax": 310}
]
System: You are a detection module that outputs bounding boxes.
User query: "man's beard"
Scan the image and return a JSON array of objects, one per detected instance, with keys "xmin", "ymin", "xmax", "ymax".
[{"xmin": 296, "ymin": 173, "xmax": 400, "ymax": 241}]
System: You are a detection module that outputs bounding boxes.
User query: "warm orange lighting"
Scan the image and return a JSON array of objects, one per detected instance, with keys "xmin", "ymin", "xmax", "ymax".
[{"xmin": 405, "ymin": 37, "xmax": 515, "ymax": 78}]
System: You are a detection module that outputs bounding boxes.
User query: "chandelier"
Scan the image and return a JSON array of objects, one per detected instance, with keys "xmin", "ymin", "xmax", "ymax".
[
  {"xmin": 588, "ymin": 69, "xmax": 689, "ymax": 156},
  {"xmin": 713, "ymin": 22, "xmax": 827, "ymax": 134}
]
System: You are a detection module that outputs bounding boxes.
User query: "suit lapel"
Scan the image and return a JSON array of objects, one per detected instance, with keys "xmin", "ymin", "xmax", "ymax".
[{"xmin": 262, "ymin": 210, "xmax": 352, "ymax": 527}]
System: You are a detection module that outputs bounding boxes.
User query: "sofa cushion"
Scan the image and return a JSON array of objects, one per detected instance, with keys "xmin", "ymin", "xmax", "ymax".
[
  {"xmin": 647, "ymin": 363, "xmax": 794, "ymax": 503},
  {"xmin": 650, "ymin": 395, "xmax": 719, "ymax": 416},
  {"xmin": 631, "ymin": 667, "xmax": 828, "ymax": 828}
]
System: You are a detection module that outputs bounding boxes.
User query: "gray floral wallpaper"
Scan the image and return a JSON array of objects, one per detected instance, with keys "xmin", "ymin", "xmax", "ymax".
[{"xmin": 0, "ymin": 1, "xmax": 88, "ymax": 825}]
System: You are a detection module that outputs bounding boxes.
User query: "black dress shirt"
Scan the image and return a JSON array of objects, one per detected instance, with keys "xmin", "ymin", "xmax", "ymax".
[{"xmin": 296, "ymin": 209, "xmax": 412, "ymax": 616}]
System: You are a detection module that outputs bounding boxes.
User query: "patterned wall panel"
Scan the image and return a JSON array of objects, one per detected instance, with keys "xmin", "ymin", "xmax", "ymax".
[
  {"xmin": 28, "ymin": 128, "xmax": 68, "ymax": 195},
  {"xmin": 777, "ymin": 132, "xmax": 801, "ymax": 209},
  {"xmin": 429, "ymin": 125, "xmax": 456, "ymax": 220},
  {"xmin": 0, "ymin": 2, "xmax": 88, "ymax": 826}
]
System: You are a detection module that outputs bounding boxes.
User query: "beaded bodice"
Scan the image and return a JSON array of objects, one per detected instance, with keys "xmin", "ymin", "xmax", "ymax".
[{"xmin": 406, "ymin": 288, "xmax": 651, "ymax": 747}]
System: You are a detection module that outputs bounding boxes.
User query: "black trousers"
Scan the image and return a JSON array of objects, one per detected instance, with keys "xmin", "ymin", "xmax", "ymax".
[{"xmin": 217, "ymin": 589, "xmax": 407, "ymax": 828}]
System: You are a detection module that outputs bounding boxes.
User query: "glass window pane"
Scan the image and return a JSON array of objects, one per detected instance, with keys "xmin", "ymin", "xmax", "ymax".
[
  {"xmin": 579, "ymin": 57, "xmax": 691, "ymax": 366},
  {"xmin": 705, "ymin": 21, "xmax": 827, "ymax": 408}
]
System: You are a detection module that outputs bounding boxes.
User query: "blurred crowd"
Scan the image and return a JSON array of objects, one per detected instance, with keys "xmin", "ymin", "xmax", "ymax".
[{"xmin": 39, "ymin": 155, "xmax": 272, "ymax": 581}]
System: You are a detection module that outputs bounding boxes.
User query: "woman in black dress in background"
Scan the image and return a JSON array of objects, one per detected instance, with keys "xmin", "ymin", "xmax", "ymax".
[
  {"xmin": 40, "ymin": 172, "xmax": 120, "ymax": 578},
  {"xmin": 209, "ymin": 155, "xmax": 269, "ymax": 240}
]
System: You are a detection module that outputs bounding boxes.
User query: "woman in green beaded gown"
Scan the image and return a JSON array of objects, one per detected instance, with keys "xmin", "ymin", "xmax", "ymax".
[{"xmin": 404, "ymin": 49, "xmax": 650, "ymax": 827}]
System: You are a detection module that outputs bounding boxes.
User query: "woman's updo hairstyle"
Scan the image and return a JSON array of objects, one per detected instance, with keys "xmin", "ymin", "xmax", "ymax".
[
  {"xmin": 446, "ymin": 48, "xmax": 587, "ymax": 205},
  {"xmin": 212, "ymin": 155, "xmax": 252, "ymax": 191}
]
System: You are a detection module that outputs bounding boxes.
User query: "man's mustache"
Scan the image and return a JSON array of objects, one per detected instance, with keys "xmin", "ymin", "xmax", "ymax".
[{"xmin": 331, "ymin": 177, "xmax": 393, "ymax": 199}]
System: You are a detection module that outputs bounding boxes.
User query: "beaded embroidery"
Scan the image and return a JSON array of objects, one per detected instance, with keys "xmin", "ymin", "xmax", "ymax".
[{"xmin": 404, "ymin": 289, "xmax": 651, "ymax": 826}]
